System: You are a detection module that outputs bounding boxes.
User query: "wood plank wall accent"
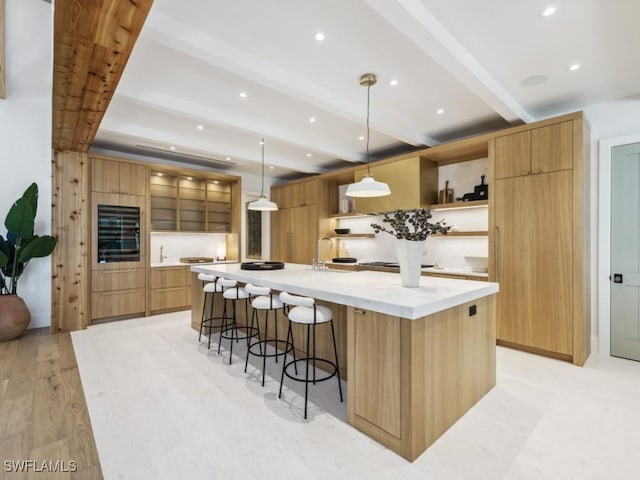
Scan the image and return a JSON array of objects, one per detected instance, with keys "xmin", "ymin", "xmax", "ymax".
[
  {"xmin": 52, "ymin": 0, "xmax": 154, "ymax": 152},
  {"xmin": 51, "ymin": 151, "xmax": 90, "ymax": 333},
  {"xmin": 0, "ymin": 0, "xmax": 5, "ymax": 99}
]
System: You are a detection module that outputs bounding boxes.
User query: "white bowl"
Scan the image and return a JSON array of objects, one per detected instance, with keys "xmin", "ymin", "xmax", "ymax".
[{"xmin": 464, "ymin": 256, "xmax": 488, "ymax": 273}]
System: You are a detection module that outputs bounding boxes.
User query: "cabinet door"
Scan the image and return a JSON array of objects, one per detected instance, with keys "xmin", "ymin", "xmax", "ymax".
[
  {"xmin": 151, "ymin": 266, "xmax": 187, "ymax": 289},
  {"xmin": 494, "ymin": 131, "xmax": 531, "ymax": 180},
  {"xmin": 119, "ymin": 162, "xmax": 147, "ymax": 195},
  {"xmin": 531, "ymin": 121, "xmax": 573, "ymax": 175},
  {"xmin": 494, "ymin": 172, "xmax": 573, "ymax": 355},
  {"xmin": 291, "ymin": 205, "xmax": 317, "ymax": 264},
  {"xmin": 270, "ymin": 208, "xmax": 291, "ymax": 262},
  {"xmin": 91, "ymin": 158, "xmax": 120, "ymax": 193},
  {"xmin": 91, "ymin": 287, "xmax": 146, "ymax": 320}
]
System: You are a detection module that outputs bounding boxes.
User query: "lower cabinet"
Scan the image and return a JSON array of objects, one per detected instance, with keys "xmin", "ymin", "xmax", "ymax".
[
  {"xmin": 151, "ymin": 266, "xmax": 191, "ymax": 313},
  {"xmin": 91, "ymin": 268, "xmax": 146, "ymax": 321}
]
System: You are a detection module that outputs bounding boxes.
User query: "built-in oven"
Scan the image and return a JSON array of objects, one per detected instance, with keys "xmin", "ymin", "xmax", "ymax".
[{"xmin": 97, "ymin": 204, "xmax": 141, "ymax": 263}]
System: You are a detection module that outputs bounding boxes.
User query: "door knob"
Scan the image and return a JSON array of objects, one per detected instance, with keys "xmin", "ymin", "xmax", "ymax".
[{"xmin": 613, "ymin": 273, "xmax": 623, "ymax": 283}]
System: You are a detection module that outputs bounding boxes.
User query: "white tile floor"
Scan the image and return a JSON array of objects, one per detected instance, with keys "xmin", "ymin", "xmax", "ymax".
[{"xmin": 72, "ymin": 311, "xmax": 640, "ymax": 480}]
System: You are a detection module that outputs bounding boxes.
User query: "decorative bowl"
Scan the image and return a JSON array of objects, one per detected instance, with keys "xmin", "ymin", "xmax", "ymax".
[
  {"xmin": 334, "ymin": 228, "xmax": 350, "ymax": 235},
  {"xmin": 464, "ymin": 255, "xmax": 488, "ymax": 273}
]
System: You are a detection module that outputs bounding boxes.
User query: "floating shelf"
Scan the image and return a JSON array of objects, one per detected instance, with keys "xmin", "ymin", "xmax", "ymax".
[
  {"xmin": 430, "ymin": 200, "xmax": 488, "ymax": 210},
  {"xmin": 330, "ymin": 233, "xmax": 375, "ymax": 239},
  {"xmin": 432, "ymin": 230, "xmax": 488, "ymax": 237},
  {"xmin": 330, "ymin": 212, "xmax": 375, "ymax": 219}
]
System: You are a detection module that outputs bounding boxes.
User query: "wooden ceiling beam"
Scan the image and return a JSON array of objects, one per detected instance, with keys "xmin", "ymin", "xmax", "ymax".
[{"xmin": 52, "ymin": 0, "xmax": 154, "ymax": 152}]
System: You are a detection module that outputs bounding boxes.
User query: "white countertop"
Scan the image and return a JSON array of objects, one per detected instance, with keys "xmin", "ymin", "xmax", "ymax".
[
  {"xmin": 191, "ymin": 263, "xmax": 498, "ymax": 320},
  {"xmin": 151, "ymin": 260, "xmax": 238, "ymax": 268}
]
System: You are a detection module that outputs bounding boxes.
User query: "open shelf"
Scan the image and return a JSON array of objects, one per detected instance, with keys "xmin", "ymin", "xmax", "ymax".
[
  {"xmin": 330, "ymin": 212, "xmax": 375, "ymax": 219},
  {"xmin": 432, "ymin": 230, "xmax": 488, "ymax": 237},
  {"xmin": 430, "ymin": 200, "xmax": 488, "ymax": 210},
  {"xmin": 330, "ymin": 233, "xmax": 375, "ymax": 239}
]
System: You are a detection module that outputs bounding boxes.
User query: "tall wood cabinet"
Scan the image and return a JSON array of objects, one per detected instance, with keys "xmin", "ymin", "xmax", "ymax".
[
  {"xmin": 271, "ymin": 179, "xmax": 320, "ymax": 264},
  {"xmin": 490, "ymin": 116, "xmax": 589, "ymax": 365}
]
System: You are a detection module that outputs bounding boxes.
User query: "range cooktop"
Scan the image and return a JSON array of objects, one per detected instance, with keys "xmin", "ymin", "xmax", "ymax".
[{"xmin": 358, "ymin": 261, "xmax": 434, "ymax": 268}]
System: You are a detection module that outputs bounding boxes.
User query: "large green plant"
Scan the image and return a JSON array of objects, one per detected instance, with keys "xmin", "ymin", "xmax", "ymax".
[{"xmin": 0, "ymin": 183, "xmax": 57, "ymax": 295}]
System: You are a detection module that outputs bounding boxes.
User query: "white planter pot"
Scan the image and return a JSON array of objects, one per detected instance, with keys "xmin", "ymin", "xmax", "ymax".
[{"xmin": 395, "ymin": 239, "xmax": 426, "ymax": 288}]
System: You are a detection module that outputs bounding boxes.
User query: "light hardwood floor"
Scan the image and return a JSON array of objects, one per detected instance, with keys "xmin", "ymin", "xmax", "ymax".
[{"xmin": 0, "ymin": 329, "xmax": 102, "ymax": 480}]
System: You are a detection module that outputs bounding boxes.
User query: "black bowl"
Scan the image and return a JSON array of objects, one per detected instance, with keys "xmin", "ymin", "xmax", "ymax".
[{"xmin": 334, "ymin": 228, "xmax": 350, "ymax": 235}]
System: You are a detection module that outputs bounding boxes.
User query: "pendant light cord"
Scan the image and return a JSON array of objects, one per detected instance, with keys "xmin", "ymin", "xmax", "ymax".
[
  {"xmin": 260, "ymin": 137, "xmax": 265, "ymax": 197},
  {"xmin": 366, "ymin": 83, "xmax": 372, "ymax": 176}
]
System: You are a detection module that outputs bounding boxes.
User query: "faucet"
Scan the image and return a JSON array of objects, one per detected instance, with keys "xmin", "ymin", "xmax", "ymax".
[
  {"xmin": 159, "ymin": 245, "xmax": 168, "ymax": 263},
  {"xmin": 316, "ymin": 237, "xmax": 333, "ymax": 268}
]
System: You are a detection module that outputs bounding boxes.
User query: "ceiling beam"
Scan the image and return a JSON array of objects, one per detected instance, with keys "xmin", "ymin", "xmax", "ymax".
[
  {"xmin": 0, "ymin": 0, "xmax": 5, "ymax": 99},
  {"xmin": 114, "ymin": 81, "xmax": 363, "ymax": 163},
  {"xmin": 97, "ymin": 123, "xmax": 329, "ymax": 175},
  {"xmin": 143, "ymin": 11, "xmax": 438, "ymax": 147},
  {"xmin": 52, "ymin": 0, "xmax": 154, "ymax": 152},
  {"xmin": 365, "ymin": 0, "xmax": 534, "ymax": 124}
]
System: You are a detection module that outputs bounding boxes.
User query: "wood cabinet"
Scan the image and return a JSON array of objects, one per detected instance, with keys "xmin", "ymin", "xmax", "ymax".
[
  {"xmin": 90, "ymin": 268, "xmax": 146, "ymax": 321},
  {"xmin": 490, "ymin": 116, "xmax": 589, "ymax": 365},
  {"xmin": 494, "ymin": 121, "xmax": 573, "ymax": 180},
  {"xmin": 91, "ymin": 157, "xmax": 147, "ymax": 195},
  {"xmin": 271, "ymin": 205, "xmax": 317, "ymax": 264},
  {"xmin": 353, "ymin": 156, "xmax": 437, "ymax": 213},
  {"xmin": 271, "ymin": 179, "xmax": 318, "ymax": 209},
  {"xmin": 150, "ymin": 266, "xmax": 190, "ymax": 313},
  {"xmin": 150, "ymin": 170, "xmax": 233, "ymax": 232}
]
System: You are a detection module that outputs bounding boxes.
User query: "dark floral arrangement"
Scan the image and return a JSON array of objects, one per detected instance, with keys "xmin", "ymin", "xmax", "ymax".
[{"xmin": 371, "ymin": 208, "xmax": 450, "ymax": 241}]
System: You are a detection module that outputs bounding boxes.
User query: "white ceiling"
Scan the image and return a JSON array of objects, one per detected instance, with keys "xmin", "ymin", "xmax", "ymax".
[{"xmin": 92, "ymin": 0, "xmax": 640, "ymax": 179}]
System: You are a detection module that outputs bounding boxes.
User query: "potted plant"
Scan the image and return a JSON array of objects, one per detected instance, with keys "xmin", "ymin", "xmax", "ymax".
[
  {"xmin": 371, "ymin": 209, "xmax": 450, "ymax": 287},
  {"xmin": 0, "ymin": 183, "xmax": 57, "ymax": 341}
]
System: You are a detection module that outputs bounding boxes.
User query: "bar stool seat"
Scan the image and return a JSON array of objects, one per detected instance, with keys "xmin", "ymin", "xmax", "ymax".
[
  {"xmin": 218, "ymin": 279, "xmax": 257, "ymax": 364},
  {"xmin": 243, "ymin": 284, "xmax": 295, "ymax": 386},
  {"xmin": 278, "ymin": 292, "xmax": 343, "ymax": 419}
]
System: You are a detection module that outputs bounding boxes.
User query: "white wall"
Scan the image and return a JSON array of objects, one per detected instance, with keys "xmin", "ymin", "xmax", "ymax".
[
  {"xmin": 0, "ymin": 0, "xmax": 52, "ymax": 328},
  {"xmin": 584, "ymin": 96, "xmax": 640, "ymax": 356}
]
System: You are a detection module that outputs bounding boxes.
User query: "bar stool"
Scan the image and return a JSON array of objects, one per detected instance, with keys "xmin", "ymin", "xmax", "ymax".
[
  {"xmin": 197, "ymin": 273, "xmax": 226, "ymax": 349},
  {"xmin": 244, "ymin": 284, "xmax": 297, "ymax": 386},
  {"xmin": 278, "ymin": 292, "xmax": 343, "ymax": 419},
  {"xmin": 218, "ymin": 279, "xmax": 257, "ymax": 364}
]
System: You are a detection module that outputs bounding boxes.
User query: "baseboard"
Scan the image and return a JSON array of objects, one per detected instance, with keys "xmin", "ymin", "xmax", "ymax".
[{"xmin": 27, "ymin": 312, "xmax": 51, "ymax": 330}]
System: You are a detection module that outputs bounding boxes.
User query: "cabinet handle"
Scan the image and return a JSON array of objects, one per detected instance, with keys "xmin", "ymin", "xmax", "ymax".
[
  {"xmin": 100, "ymin": 289, "xmax": 138, "ymax": 295},
  {"xmin": 494, "ymin": 226, "xmax": 500, "ymax": 282},
  {"xmin": 155, "ymin": 287, "xmax": 184, "ymax": 292},
  {"xmin": 100, "ymin": 269, "xmax": 138, "ymax": 274},
  {"xmin": 353, "ymin": 308, "xmax": 367, "ymax": 315},
  {"xmin": 532, "ymin": 169, "xmax": 542, "ymax": 174},
  {"xmin": 520, "ymin": 170, "xmax": 530, "ymax": 176}
]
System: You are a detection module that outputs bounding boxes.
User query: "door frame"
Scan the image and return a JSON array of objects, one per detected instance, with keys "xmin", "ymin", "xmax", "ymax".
[{"xmin": 598, "ymin": 132, "xmax": 640, "ymax": 356}]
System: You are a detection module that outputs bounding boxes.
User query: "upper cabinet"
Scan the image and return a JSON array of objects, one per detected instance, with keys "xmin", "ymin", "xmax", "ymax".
[
  {"xmin": 150, "ymin": 169, "xmax": 234, "ymax": 232},
  {"xmin": 272, "ymin": 179, "xmax": 318, "ymax": 209},
  {"xmin": 91, "ymin": 157, "xmax": 147, "ymax": 195},
  {"xmin": 353, "ymin": 156, "xmax": 437, "ymax": 213},
  {"xmin": 494, "ymin": 121, "xmax": 573, "ymax": 180}
]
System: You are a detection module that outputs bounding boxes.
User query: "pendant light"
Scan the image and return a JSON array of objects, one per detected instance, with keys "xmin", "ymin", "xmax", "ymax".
[
  {"xmin": 248, "ymin": 138, "xmax": 278, "ymax": 211},
  {"xmin": 345, "ymin": 73, "xmax": 391, "ymax": 198}
]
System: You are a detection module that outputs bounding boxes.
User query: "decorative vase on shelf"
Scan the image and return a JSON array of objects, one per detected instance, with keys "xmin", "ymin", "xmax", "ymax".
[{"xmin": 396, "ymin": 239, "xmax": 426, "ymax": 288}]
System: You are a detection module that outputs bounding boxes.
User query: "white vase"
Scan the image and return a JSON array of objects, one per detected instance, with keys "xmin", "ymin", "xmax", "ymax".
[{"xmin": 395, "ymin": 239, "xmax": 426, "ymax": 288}]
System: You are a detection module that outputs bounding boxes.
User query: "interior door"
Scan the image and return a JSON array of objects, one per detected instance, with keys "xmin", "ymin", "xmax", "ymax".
[{"xmin": 611, "ymin": 142, "xmax": 640, "ymax": 361}]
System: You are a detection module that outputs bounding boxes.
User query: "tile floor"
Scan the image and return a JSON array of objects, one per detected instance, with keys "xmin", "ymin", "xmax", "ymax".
[{"xmin": 71, "ymin": 311, "xmax": 640, "ymax": 480}]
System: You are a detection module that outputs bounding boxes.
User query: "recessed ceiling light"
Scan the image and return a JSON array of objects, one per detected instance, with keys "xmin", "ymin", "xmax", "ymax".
[
  {"xmin": 196, "ymin": 125, "xmax": 204, "ymax": 130},
  {"xmin": 315, "ymin": 32, "xmax": 325, "ymax": 42},
  {"xmin": 358, "ymin": 135, "xmax": 365, "ymax": 141},
  {"xmin": 226, "ymin": 157, "xmax": 231, "ymax": 161},
  {"xmin": 169, "ymin": 146, "xmax": 176, "ymax": 150},
  {"xmin": 269, "ymin": 165, "xmax": 275, "ymax": 170},
  {"xmin": 306, "ymin": 153, "xmax": 312, "ymax": 157},
  {"xmin": 156, "ymin": 172, "xmax": 163, "ymax": 177},
  {"xmin": 309, "ymin": 117, "xmax": 316, "ymax": 123},
  {"xmin": 568, "ymin": 63, "xmax": 581, "ymax": 71},
  {"xmin": 436, "ymin": 108, "xmax": 445, "ymax": 115},
  {"xmin": 389, "ymin": 79, "xmax": 398, "ymax": 86},
  {"xmin": 540, "ymin": 6, "xmax": 556, "ymax": 17},
  {"xmin": 520, "ymin": 74, "xmax": 550, "ymax": 87},
  {"xmin": 239, "ymin": 92, "xmax": 247, "ymax": 98}
]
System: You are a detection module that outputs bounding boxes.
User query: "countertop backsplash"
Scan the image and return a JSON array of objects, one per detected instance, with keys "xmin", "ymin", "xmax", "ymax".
[{"xmin": 150, "ymin": 232, "xmax": 227, "ymax": 264}]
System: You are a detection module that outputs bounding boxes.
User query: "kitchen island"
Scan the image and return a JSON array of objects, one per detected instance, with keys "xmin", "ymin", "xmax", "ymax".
[{"xmin": 191, "ymin": 263, "xmax": 498, "ymax": 461}]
